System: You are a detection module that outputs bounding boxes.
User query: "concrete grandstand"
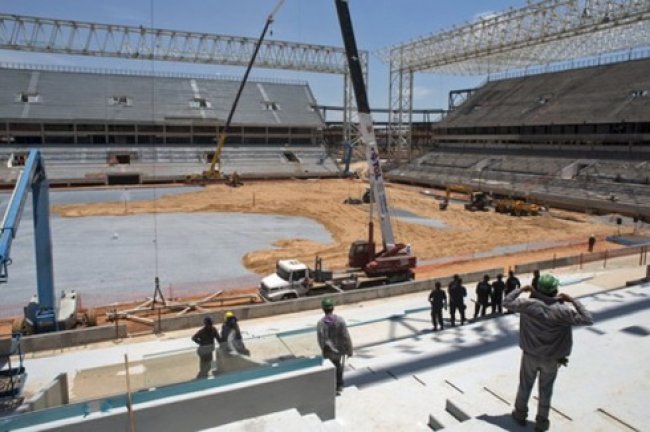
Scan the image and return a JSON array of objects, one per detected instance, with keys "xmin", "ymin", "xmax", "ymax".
[
  {"xmin": 434, "ymin": 58, "xmax": 650, "ymax": 146},
  {"xmin": 388, "ymin": 58, "xmax": 650, "ymax": 220},
  {"xmin": 0, "ymin": 64, "xmax": 339, "ymax": 185}
]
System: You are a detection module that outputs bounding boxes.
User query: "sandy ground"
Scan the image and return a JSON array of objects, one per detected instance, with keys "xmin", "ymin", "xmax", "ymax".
[
  {"xmin": 5, "ymin": 176, "xmax": 626, "ymax": 334},
  {"xmin": 52, "ymin": 178, "xmax": 623, "ymax": 277}
]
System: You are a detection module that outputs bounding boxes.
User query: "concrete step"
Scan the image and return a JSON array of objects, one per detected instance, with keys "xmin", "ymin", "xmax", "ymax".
[
  {"xmin": 301, "ymin": 413, "xmax": 346, "ymax": 431},
  {"xmin": 571, "ymin": 409, "xmax": 642, "ymax": 432},
  {"xmin": 439, "ymin": 417, "xmax": 512, "ymax": 431},
  {"xmin": 207, "ymin": 408, "xmax": 305, "ymax": 432},
  {"xmin": 336, "ymin": 376, "xmax": 459, "ymax": 432}
]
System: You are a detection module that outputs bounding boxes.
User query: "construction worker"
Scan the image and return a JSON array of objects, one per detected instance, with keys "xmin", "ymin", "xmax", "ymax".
[
  {"xmin": 531, "ymin": 270, "xmax": 540, "ymax": 291},
  {"xmin": 491, "ymin": 273, "xmax": 506, "ymax": 314},
  {"xmin": 317, "ymin": 298, "xmax": 353, "ymax": 395},
  {"xmin": 506, "ymin": 270, "xmax": 521, "ymax": 296},
  {"xmin": 504, "ymin": 275, "xmax": 593, "ymax": 432},
  {"xmin": 448, "ymin": 276, "xmax": 467, "ymax": 326},
  {"xmin": 221, "ymin": 311, "xmax": 249, "ymax": 356},
  {"xmin": 428, "ymin": 281, "xmax": 447, "ymax": 331},
  {"xmin": 192, "ymin": 316, "xmax": 222, "ymax": 378},
  {"xmin": 588, "ymin": 234, "xmax": 596, "ymax": 252},
  {"xmin": 473, "ymin": 274, "xmax": 492, "ymax": 319},
  {"xmin": 447, "ymin": 274, "xmax": 460, "ymax": 292}
]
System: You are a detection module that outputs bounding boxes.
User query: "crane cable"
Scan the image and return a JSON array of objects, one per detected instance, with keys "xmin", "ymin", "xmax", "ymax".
[{"xmin": 149, "ymin": 0, "xmax": 160, "ymax": 282}]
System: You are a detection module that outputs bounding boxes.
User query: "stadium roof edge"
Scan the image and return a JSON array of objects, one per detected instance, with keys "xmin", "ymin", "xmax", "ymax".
[{"xmin": 0, "ymin": 62, "xmax": 309, "ymax": 87}]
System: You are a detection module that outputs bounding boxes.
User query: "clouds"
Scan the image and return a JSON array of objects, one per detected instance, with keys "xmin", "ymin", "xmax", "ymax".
[{"xmin": 412, "ymin": 85, "xmax": 433, "ymax": 101}]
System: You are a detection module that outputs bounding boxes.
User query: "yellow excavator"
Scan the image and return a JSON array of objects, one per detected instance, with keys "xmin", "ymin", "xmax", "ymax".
[
  {"xmin": 440, "ymin": 184, "xmax": 490, "ymax": 212},
  {"xmin": 186, "ymin": 0, "xmax": 285, "ymax": 184}
]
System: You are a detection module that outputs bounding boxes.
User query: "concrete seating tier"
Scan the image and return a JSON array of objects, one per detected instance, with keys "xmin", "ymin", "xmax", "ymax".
[
  {"xmin": 578, "ymin": 161, "xmax": 650, "ymax": 185},
  {"xmin": 440, "ymin": 58, "xmax": 650, "ymax": 128},
  {"xmin": 484, "ymin": 156, "xmax": 569, "ymax": 176},
  {"xmin": 0, "ymin": 144, "xmax": 340, "ymax": 182},
  {"xmin": 419, "ymin": 153, "xmax": 484, "ymax": 169}
]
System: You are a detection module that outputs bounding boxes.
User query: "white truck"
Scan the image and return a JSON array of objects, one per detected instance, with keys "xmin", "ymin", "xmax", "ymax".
[{"xmin": 259, "ymin": 258, "xmax": 395, "ymax": 302}]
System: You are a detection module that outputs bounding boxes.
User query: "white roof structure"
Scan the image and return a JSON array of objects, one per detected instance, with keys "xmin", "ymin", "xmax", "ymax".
[
  {"xmin": 381, "ymin": 0, "xmax": 650, "ymax": 157},
  {"xmin": 380, "ymin": 0, "xmax": 650, "ymax": 76}
]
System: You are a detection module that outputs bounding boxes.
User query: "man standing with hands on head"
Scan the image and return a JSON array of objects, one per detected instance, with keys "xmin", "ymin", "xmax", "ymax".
[{"xmin": 504, "ymin": 274, "xmax": 593, "ymax": 432}]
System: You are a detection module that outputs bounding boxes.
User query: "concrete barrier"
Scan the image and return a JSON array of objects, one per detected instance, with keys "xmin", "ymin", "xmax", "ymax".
[
  {"xmin": 514, "ymin": 245, "xmax": 644, "ymax": 275},
  {"xmin": 21, "ymin": 373, "xmax": 69, "ymax": 412},
  {"xmin": 23, "ymin": 363, "xmax": 335, "ymax": 432},
  {"xmin": 159, "ymin": 267, "xmax": 504, "ymax": 333},
  {"xmin": 20, "ymin": 324, "xmax": 128, "ymax": 353}
]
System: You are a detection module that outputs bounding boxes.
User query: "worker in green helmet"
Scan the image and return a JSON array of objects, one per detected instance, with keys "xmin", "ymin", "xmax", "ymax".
[
  {"xmin": 317, "ymin": 298, "xmax": 353, "ymax": 395},
  {"xmin": 504, "ymin": 274, "xmax": 593, "ymax": 432}
]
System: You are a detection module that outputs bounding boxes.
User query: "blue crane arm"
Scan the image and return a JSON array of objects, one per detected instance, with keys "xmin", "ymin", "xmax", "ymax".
[{"xmin": 0, "ymin": 149, "xmax": 55, "ymax": 313}]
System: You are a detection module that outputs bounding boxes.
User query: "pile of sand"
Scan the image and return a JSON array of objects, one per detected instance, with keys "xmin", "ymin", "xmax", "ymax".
[{"xmin": 53, "ymin": 179, "xmax": 619, "ymax": 275}]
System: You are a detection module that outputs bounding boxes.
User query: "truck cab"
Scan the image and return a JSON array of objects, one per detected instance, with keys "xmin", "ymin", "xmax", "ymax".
[{"xmin": 259, "ymin": 259, "xmax": 310, "ymax": 301}]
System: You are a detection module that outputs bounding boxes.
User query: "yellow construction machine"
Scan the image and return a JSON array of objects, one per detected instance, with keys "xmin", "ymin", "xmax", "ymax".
[
  {"xmin": 441, "ymin": 184, "xmax": 490, "ymax": 212},
  {"xmin": 186, "ymin": 0, "xmax": 285, "ymax": 184},
  {"xmin": 494, "ymin": 198, "xmax": 540, "ymax": 216}
]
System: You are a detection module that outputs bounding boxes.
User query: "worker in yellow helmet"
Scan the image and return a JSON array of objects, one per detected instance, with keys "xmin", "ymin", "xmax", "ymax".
[{"xmin": 221, "ymin": 311, "xmax": 249, "ymax": 356}]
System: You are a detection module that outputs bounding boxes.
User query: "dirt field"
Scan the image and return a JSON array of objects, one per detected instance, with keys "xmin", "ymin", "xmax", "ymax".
[
  {"xmin": 0, "ymin": 178, "xmax": 631, "ymax": 337},
  {"xmin": 51, "ymin": 178, "xmax": 625, "ymax": 276}
]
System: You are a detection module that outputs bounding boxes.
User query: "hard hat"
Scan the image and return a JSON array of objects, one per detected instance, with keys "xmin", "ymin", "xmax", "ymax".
[
  {"xmin": 321, "ymin": 298, "xmax": 335, "ymax": 309},
  {"xmin": 537, "ymin": 274, "xmax": 559, "ymax": 296},
  {"xmin": 225, "ymin": 311, "xmax": 234, "ymax": 319}
]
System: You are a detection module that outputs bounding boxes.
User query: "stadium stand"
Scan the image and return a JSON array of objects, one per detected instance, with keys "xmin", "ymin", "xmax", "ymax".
[
  {"xmin": 0, "ymin": 64, "xmax": 338, "ymax": 184},
  {"xmin": 388, "ymin": 58, "xmax": 650, "ymax": 218},
  {"xmin": 434, "ymin": 58, "xmax": 650, "ymax": 146},
  {"xmin": 388, "ymin": 59, "xmax": 650, "ymax": 220}
]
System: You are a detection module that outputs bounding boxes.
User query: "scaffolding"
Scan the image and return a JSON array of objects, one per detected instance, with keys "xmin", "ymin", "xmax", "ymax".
[
  {"xmin": 380, "ymin": 0, "xmax": 650, "ymax": 160},
  {"xmin": 0, "ymin": 13, "xmax": 368, "ymax": 146}
]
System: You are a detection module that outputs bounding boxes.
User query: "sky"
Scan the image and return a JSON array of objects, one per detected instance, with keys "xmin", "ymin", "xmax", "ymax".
[{"xmin": 0, "ymin": 0, "xmax": 530, "ymax": 118}]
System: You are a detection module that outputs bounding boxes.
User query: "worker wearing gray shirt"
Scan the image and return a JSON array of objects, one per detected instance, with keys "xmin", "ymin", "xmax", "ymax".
[{"xmin": 504, "ymin": 274, "xmax": 593, "ymax": 432}]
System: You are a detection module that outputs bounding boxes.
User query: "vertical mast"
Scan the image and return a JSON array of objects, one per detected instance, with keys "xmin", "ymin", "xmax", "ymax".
[{"xmin": 334, "ymin": 0, "xmax": 395, "ymax": 247}]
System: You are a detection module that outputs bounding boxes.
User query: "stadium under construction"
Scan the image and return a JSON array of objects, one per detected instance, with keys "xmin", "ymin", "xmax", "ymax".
[{"xmin": 0, "ymin": 0, "xmax": 649, "ymax": 430}]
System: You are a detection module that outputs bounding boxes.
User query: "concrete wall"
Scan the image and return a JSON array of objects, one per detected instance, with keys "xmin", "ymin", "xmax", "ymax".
[
  {"xmin": 514, "ymin": 245, "xmax": 645, "ymax": 274},
  {"xmin": 158, "ymin": 266, "xmax": 504, "ymax": 333},
  {"xmin": 38, "ymin": 364, "xmax": 335, "ymax": 432},
  {"xmin": 20, "ymin": 324, "xmax": 127, "ymax": 354},
  {"xmin": 21, "ymin": 373, "xmax": 69, "ymax": 412},
  {"xmin": 10, "ymin": 267, "xmax": 502, "ymax": 353},
  {"xmin": 24, "ymin": 245, "xmax": 647, "ymax": 351}
]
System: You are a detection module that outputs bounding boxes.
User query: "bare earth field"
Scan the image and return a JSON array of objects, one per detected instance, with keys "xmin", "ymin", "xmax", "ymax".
[
  {"xmin": 52, "ymin": 178, "xmax": 623, "ymax": 277},
  {"xmin": 2, "ymin": 176, "xmax": 634, "ymax": 334}
]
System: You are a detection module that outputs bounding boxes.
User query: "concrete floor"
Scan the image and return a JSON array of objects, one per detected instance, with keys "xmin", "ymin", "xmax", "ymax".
[{"xmin": 12, "ymin": 255, "xmax": 650, "ymax": 431}]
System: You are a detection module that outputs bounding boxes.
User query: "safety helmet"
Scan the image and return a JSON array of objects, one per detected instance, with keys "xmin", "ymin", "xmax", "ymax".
[
  {"xmin": 321, "ymin": 298, "xmax": 335, "ymax": 309},
  {"xmin": 225, "ymin": 311, "xmax": 234, "ymax": 319},
  {"xmin": 537, "ymin": 274, "xmax": 559, "ymax": 296}
]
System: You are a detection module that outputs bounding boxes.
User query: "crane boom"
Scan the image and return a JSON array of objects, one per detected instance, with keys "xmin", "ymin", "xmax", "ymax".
[
  {"xmin": 207, "ymin": 0, "xmax": 286, "ymax": 176},
  {"xmin": 334, "ymin": 0, "xmax": 395, "ymax": 247},
  {"xmin": 0, "ymin": 150, "xmax": 57, "ymax": 328},
  {"xmin": 0, "ymin": 150, "xmax": 80, "ymax": 333}
]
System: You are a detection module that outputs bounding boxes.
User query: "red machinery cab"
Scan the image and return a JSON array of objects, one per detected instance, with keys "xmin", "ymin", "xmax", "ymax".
[{"xmin": 348, "ymin": 240, "xmax": 416, "ymax": 282}]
